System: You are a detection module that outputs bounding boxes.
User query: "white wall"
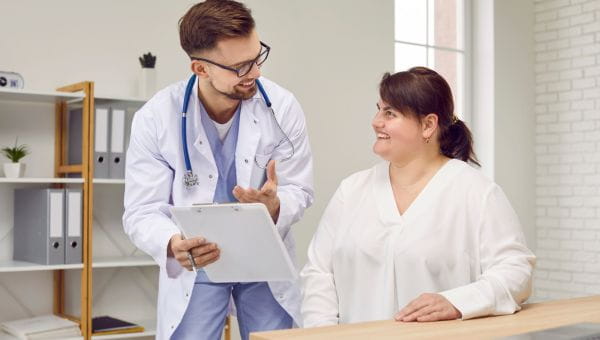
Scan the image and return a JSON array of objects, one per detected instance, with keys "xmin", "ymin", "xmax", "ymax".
[
  {"xmin": 533, "ymin": 0, "xmax": 600, "ymax": 300},
  {"xmin": 0, "ymin": 0, "xmax": 393, "ymax": 266},
  {"xmin": 494, "ymin": 0, "xmax": 537, "ymax": 254},
  {"xmin": 472, "ymin": 0, "xmax": 537, "ymax": 250}
]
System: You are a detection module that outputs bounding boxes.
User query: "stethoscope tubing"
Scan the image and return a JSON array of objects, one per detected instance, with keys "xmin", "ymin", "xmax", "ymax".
[{"xmin": 180, "ymin": 74, "xmax": 275, "ymax": 182}]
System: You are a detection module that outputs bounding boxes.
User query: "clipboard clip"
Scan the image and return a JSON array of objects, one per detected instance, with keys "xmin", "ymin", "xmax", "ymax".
[{"xmin": 190, "ymin": 202, "xmax": 241, "ymax": 212}]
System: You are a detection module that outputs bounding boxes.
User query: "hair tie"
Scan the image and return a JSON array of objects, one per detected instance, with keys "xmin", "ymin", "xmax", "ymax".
[{"xmin": 451, "ymin": 115, "xmax": 459, "ymax": 124}]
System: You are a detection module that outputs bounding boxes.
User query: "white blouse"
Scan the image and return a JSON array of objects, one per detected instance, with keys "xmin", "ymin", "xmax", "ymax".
[{"xmin": 301, "ymin": 159, "xmax": 535, "ymax": 327}]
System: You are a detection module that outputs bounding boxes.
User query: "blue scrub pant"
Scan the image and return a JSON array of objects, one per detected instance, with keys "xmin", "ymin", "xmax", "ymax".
[{"xmin": 171, "ymin": 270, "xmax": 292, "ymax": 340}]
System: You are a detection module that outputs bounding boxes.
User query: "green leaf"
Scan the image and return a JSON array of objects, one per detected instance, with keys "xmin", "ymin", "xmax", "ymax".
[{"xmin": 1, "ymin": 143, "xmax": 29, "ymax": 163}]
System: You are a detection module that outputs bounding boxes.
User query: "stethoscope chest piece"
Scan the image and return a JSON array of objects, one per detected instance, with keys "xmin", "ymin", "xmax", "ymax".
[{"xmin": 183, "ymin": 170, "xmax": 199, "ymax": 189}]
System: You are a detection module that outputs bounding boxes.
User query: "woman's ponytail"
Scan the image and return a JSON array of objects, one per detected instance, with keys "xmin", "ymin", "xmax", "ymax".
[{"xmin": 439, "ymin": 119, "xmax": 479, "ymax": 166}]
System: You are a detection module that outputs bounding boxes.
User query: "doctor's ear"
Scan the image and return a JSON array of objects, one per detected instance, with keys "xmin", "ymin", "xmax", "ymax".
[
  {"xmin": 421, "ymin": 113, "xmax": 439, "ymax": 139},
  {"xmin": 190, "ymin": 61, "xmax": 210, "ymax": 78}
]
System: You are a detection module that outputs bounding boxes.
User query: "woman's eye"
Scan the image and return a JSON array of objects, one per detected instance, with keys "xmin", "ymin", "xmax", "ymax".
[{"xmin": 385, "ymin": 111, "xmax": 394, "ymax": 117}]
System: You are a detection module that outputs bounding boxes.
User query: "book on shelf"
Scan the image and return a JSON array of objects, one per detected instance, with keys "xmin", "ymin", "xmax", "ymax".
[
  {"xmin": 91, "ymin": 316, "xmax": 144, "ymax": 335},
  {"xmin": 0, "ymin": 314, "xmax": 80, "ymax": 339}
]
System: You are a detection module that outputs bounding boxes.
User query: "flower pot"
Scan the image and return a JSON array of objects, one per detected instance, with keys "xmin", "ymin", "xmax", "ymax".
[
  {"xmin": 138, "ymin": 67, "xmax": 157, "ymax": 99},
  {"xmin": 3, "ymin": 162, "xmax": 25, "ymax": 178}
]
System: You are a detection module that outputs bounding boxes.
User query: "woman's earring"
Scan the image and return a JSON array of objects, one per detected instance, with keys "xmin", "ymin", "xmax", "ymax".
[{"xmin": 425, "ymin": 137, "xmax": 431, "ymax": 144}]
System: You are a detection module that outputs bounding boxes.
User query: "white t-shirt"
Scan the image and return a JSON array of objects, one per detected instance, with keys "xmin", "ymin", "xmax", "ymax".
[
  {"xmin": 301, "ymin": 159, "xmax": 536, "ymax": 327},
  {"xmin": 212, "ymin": 118, "xmax": 234, "ymax": 142}
]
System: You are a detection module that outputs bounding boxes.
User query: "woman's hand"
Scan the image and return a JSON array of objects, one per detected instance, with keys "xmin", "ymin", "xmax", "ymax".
[{"xmin": 395, "ymin": 293, "xmax": 461, "ymax": 322}]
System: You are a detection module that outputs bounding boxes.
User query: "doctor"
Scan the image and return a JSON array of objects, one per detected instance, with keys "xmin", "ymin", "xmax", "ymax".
[{"xmin": 123, "ymin": 1, "xmax": 314, "ymax": 339}]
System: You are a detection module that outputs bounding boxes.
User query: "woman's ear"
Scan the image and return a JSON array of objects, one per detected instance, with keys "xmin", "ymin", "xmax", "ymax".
[{"xmin": 422, "ymin": 113, "xmax": 439, "ymax": 139}]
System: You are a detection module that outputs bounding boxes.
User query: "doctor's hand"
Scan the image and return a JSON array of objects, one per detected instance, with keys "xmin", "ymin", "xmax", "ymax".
[
  {"xmin": 233, "ymin": 160, "xmax": 280, "ymax": 223},
  {"xmin": 167, "ymin": 234, "xmax": 220, "ymax": 271},
  {"xmin": 395, "ymin": 293, "xmax": 462, "ymax": 322}
]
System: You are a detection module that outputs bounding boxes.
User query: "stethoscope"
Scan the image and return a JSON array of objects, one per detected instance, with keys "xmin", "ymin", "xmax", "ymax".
[{"xmin": 181, "ymin": 74, "xmax": 294, "ymax": 189}]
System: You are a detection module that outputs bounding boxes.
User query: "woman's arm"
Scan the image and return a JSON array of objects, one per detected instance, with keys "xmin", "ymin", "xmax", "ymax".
[
  {"xmin": 439, "ymin": 183, "xmax": 536, "ymax": 319},
  {"xmin": 300, "ymin": 186, "xmax": 344, "ymax": 327}
]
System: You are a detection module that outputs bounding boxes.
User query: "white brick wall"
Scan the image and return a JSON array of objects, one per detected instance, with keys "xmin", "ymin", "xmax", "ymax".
[{"xmin": 534, "ymin": 0, "xmax": 600, "ymax": 300}]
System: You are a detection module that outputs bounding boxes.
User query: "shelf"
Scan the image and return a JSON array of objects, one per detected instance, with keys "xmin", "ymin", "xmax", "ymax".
[
  {"xmin": 0, "ymin": 260, "xmax": 84, "ymax": 273},
  {"xmin": 0, "ymin": 330, "xmax": 83, "ymax": 340},
  {"xmin": 92, "ymin": 256, "xmax": 156, "ymax": 268},
  {"xmin": 0, "ymin": 331, "xmax": 18, "ymax": 340},
  {"xmin": 93, "ymin": 179, "xmax": 125, "ymax": 185},
  {"xmin": 91, "ymin": 319, "xmax": 155, "ymax": 339},
  {"xmin": 94, "ymin": 95, "xmax": 147, "ymax": 108},
  {"xmin": 0, "ymin": 177, "xmax": 84, "ymax": 184},
  {"xmin": 0, "ymin": 88, "xmax": 85, "ymax": 103}
]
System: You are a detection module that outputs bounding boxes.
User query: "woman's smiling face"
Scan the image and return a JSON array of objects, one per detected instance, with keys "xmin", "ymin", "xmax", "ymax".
[{"xmin": 371, "ymin": 99, "xmax": 425, "ymax": 164}]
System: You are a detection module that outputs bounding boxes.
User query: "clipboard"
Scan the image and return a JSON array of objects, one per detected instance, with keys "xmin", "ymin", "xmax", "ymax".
[{"xmin": 169, "ymin": 203, "xmax": 297, "ymax": 283}]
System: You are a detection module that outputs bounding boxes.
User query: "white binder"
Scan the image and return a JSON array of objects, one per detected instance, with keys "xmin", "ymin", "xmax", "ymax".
[
  {"xmin": 65, "ymin": 188, "xmax": 82, "ymax": 264},
  {"xmin": 170, "ymin": 203, "xmax": 297, "ymax": 283},
  {"xmin": 109, "ymin": 107, "xmax": 126, "ymax": 179},
  {"xmin": 94, "ymin": 107, "xmax": 110, "ymax": 178}
]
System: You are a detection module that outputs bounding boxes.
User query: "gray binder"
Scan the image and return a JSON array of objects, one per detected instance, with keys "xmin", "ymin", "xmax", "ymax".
[
  {"xmin": 67, "ymin": 107, "xmax": 83, "ymax": 178},
  {"xmin": 94, "ymin": 107, "xmax": 110, "ymax": 178},
  {"xmin": 13, "ymin": 189, "xmax": 65, "ymax": 265},
  {"xmin": 108, "ymin": 107, "xmax": 126, "ymax": 179},
  {"xmin": 65, "ymin": 188, "xmax": 82, "ymax": 264}
]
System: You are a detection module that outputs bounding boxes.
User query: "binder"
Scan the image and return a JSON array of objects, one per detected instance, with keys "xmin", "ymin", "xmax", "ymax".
[
  {"xmin": 94, "ymin": 107, "xmax": 110, "ymax": 178},
  {"xmin": 109, "ymin": 107, "xmax": 126, "ymax": 179},
  {"xmin": 67, "ymin": 107, "xmax": 83, "ymax": 178},
  {"xmin": 13, "ymin": 189, "xmax": 65, "ymax": 265},
  {"xmin": 65, "ymin": 188, "xmax": 82, "ymax": 264},
  {"xmin": 124, "ymin": 108, "xmax": 135, "ymax": 163}
]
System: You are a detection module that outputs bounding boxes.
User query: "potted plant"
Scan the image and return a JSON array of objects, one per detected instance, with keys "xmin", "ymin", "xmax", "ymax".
[
  {"xmin": 138, "ymin": 52, "xmax": 157, "ymax": 98},
  {"xmin": 2, "ymin": 138, "xmax": 29, "ymax": 178}
]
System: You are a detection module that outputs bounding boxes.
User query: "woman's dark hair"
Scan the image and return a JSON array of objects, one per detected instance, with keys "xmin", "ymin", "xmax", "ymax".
[{"xmin": 379, "ymin": 66, "xmax": 479, "ymax": 166}]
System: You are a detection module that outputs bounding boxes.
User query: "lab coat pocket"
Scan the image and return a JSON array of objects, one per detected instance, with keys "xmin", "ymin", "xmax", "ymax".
[
  {"xmin": 249, "ymin": 152, "xmax": 271, "ymax": 188},
  {"xmin": 254, "ymin": 152, "xmax": 272, "ymax": 169}
]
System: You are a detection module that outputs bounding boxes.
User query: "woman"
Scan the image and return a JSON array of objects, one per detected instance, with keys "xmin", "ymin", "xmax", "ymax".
[{"xmin": 301, "ymin": 67, "xmax": 535, "ymax": 327}]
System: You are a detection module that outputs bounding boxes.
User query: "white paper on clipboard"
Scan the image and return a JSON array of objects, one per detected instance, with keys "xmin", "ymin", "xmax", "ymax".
[{"xmin": 169, "ymin": 203, "xmax": 297, "ymax": 283}]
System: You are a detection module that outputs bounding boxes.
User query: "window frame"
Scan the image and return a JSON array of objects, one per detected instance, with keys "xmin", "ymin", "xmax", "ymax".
[{"xmin": 394, "ymin": 0, "xmax": 472, "ymax": 124}]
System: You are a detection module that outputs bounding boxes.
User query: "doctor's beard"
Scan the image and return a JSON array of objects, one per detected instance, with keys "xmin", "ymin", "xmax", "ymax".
[{"xmin": 210, "ymin": 79, "xmax": 257, "ymax": 100}]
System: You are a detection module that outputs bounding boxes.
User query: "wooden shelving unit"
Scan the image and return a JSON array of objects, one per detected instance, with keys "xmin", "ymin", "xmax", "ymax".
[{"xmin": 0, "ymin": 85, "xmax": 153, "ymax": 340}]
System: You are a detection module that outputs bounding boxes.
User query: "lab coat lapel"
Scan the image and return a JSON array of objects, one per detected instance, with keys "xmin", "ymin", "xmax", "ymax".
[
  {"xmin": 236, "ymin": 100, "xmax": 261, "ymax": 188},
  {"xmin": 189, "ymin": 80, "xmax": 217, "ymax": 167}
]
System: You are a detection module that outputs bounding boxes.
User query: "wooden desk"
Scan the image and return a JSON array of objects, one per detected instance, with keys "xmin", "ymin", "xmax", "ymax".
[{"xmin": 250, "ymin": 295, "xmax": 600, "ymax": 339}]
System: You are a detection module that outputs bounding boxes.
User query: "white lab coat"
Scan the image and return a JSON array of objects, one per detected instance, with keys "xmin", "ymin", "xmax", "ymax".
[
  {"xmin": 123, "ymin": 76, "xmax": 314, "ymax": 340},
  {"xmin": 301, "ymin": 159, "xmax": 535, "ymax": 327}
]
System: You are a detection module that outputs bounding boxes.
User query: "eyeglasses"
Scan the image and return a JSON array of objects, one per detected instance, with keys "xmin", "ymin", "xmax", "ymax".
[{"xmin": 191, "ymin": 41, "xmax": 271, "ymax": 78}]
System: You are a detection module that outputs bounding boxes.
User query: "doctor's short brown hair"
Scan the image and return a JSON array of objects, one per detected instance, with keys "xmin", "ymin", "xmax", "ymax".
[{"xmin": 179, "ymin": 0, "xmax": 255, "ymax": 57}]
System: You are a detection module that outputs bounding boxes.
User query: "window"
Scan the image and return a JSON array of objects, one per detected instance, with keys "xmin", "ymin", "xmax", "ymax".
[{"xmin": 395, "ymin": 0, "xmax": 468, "ymax": 118}]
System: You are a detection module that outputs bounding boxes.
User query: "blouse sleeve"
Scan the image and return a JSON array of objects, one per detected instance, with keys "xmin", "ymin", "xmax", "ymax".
[
  {"xmin": 439, "ymin": 183, "xmax": 536, "ymax": 319},
  {"xmin": 300, "ymin": 185, "xmax": 345, "ymax": 327}
]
